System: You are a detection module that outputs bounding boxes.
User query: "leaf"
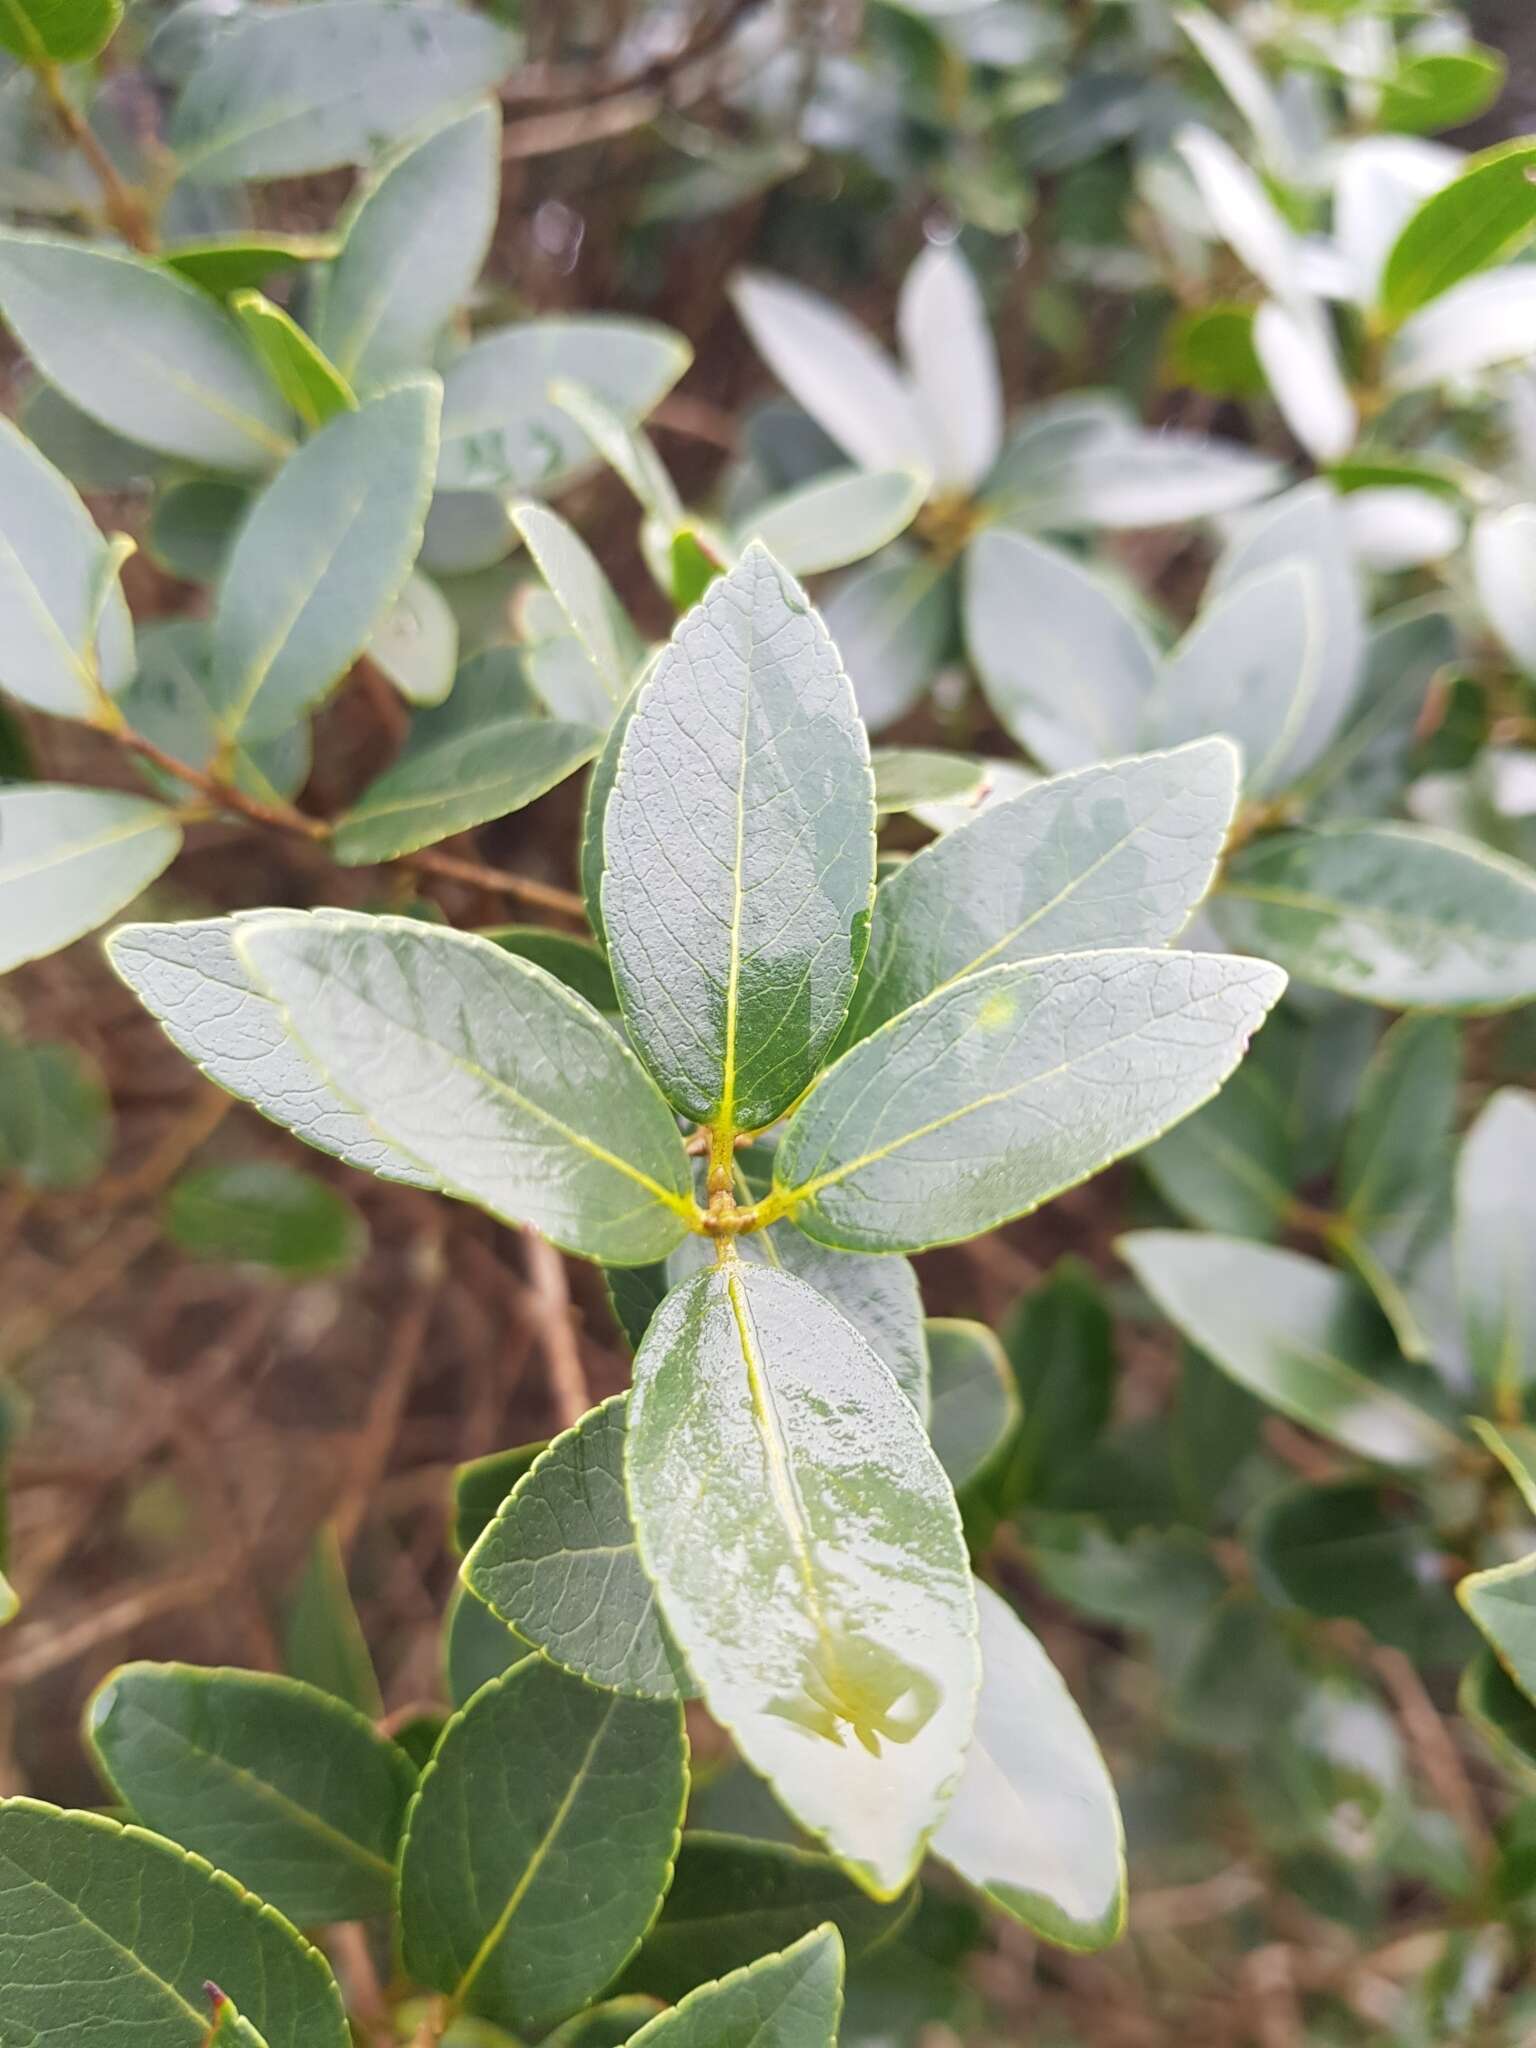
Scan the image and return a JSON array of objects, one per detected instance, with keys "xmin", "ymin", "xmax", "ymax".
[
  {"xmin": 581, "ymin": 684, "xmax": 641, "ymax": 946},
  {"xmin": 452, "ymin": 1440, "xmax": 548, "ymax": 1556},
  {"xmin": 0, "ymin": 1798, "xmax": 349, "ymax": 2048},
  {"xmin": 1301, "ymin": 604, "xmax": 1455, "ymax": 822},
  {"xmin": 169, "ymin": 1, "xmax": 517, "ymax": 183},
  {"xmin": 1389, "ymin": 270, "xmax": 1536, "ymax": 389},
  {"xmin": 931, "ymin": 1581, "xmax": 1125, "ymax": 1950},
  {"xmin": 1470, "ymin": 1417, "xmax": 1536, "ymax": 1518},
  {"xmin": 1166, "ymin": 302, "xmax": 1266, "ymax": 399},
  {"xmin": 512, "ymin": 502, "xmax": 646, "ymax": 716},
  {"xmin": 216, "ymin": 910, "xmax": 693, "ymax": 1263},
  {"xmin": 120, "ymin": 621, "xmax": 311, "ymax": 811},
  {"xmin": 996, "ymin": 1258, "xmax": 1116, "ymax": 1510},
  {"xmin": 317, "ymin": 102, "xmax": 499, "ymax": 390},
  {"xmin": 602, "ymin": 545, "xmax": 875, "ymax": 1131},
  {"xmin": 964, "ymin": 530, "xmax": 1157, "ymax": 771},
  {"xmin": 1380, "ymin": 48, "xmax": 1505, "ymax": 135},
  {"xmin": 1253, "ymin": 1481, "xmax": 1464, "ymax": 1660},
  {"xmin": 85, "ymin": 1662, "xmax": 416, "ymax": 1924},
  {"xmin": 869, "ymin": 749, "xmax": 987, "ymax": 815},
  {"xmin": 0, "ymin": 784, "xmax": 181, "ymax": 975},
  {"xmin": 1461, "ymin": 1646, "xmax": 1536, "ymax": 1781},
  {"xmin": 0, "ymin": 1039, "xmax": 109, "ymax": 1190},
  {"xmin": 605, "ymin": 1263, "xmax": 671, "ymax": 1357},
  {"xmin": 1118, "ymin": 1233, "xmax": 1461, "ymax": 1468},
  {"xmin": 626, "ymin": 1262, "xmax": 978, "ymax": 1899},
  {"xmin": 482, "ymin": 927, "xmax": 617, "ymax": 1013},
  {"xmin": 925, "ymin": 1320, "xmax": 1019, "ymax": 1493},
  {"xmin": 231, "ymin": 291, "xmax": 355, "ymax": 429},
  {"xmin": 367, "ymin": 569, "xmax": 458, "ymax": 707},
  {"xmin": 774, "ymin": 949, "xmax": 1284, "ymax": 1255},
  {"xmin": 730, "ymin": 268, "xmax": 931, "ymax": 473},
  {"xmin": 1212, "ymin": 823, "xmax": 1536, "ymax": 1011},
  {"xmin": 281, "ymin": 1526, "xmax": 381, "ymax": 1719},
  {"xmin": 818, "ymin": 546, "xmax": 953, "ymax": 734},
  {"xmin": 1176, "ymin": 124, "xmax": 1303, "ymax": 301},
  {"xmin": 625, "ymin": 1926, "xmax": 844, "ymax": 2048},
  {"xmin": 0, "ymin": 232, "xmax": 292, "ymax": 474},
  {"xmin": 464, "ymin": 1395, "xmax": 692, "ymax": 1701},
  {"xmin": 0, "ymin": 0, "xmax": 119, "ymax": 63},
  {"xmin": 1041, "ymin": 422, "xmax": 1282, "ymax": 530},
  {"xmin": 549, "ymin": 382, "xmax": 684, "ymax": 532},
  {"xmin": 1252, "ymin": 301, "xmax": 1357, "ymax": 466},
  {"xmin": 396, "ymin": 1658, "xmax": 686, "ymax": 2033},
  {"xmin": 621, "ymin": 1835, "xmax": 907, "ymax": 2003},
  {"xmin": 1175, "ymin": 8, "xmax": 1293, "ymax": 172},
  {"xmin": 735, "ymin": 468, "xmax": 928, "ymax": 579},
  {"xmin": 1456, "ymin": 1089, "xmax": 1536, "ymax": 1409},
  {"xmin": 1379, "ymin": 138, "xmax": 1536, "ymax": 324},
  {"xmin": 442, "ymin": 1582, "xmax": 524, "ymax": 1708},
  {"xmin": 545, "ymin": 1997, "xmax": 664, "ymax": 2047},
  {"xmin": 107, "ymin": 915, "xmax": 433, "ymax": 1187},
  {"xmin": 161, "ymin": 232, "xmax": 340, "ymax": 298},
  {"xmin": 1141, "ymin": 1010, "xmax": 1298, "ymax": 1240},
  {"xmin": 0, "ymin": 412, "xmax": 134, "ymax": 718},
  {"xmin": 147, "ymin": 482, "xmax": 250, "ymax": 586},
  {"xmin": 897, "ymin": 243, "xmax": 1003, "ymax": 491},
  {"xmin": 438, "ymin": 319, "xmax": 689, "ymax": 495},
  {"xmin": 332, "ymin": 713, "xmax": 598, "ymax": 865},
  {"xmin": 1460, "ymin": 1554, "xmax": 1536, "ymax": 1707},
  {"xmin": 208, "ymin": 377, "xmax": 440, "ymax": 741},
  {"xmin": 840, "ymin": 741, "xmax": 1238, "ymax": 1048},
  {"xmin": 165, "ymin": 1160, "xmax": 365, "ymax": 1277},
  {"xmin": 1472, "ymin": 506, "xmax": 1536, "ymax": 677}
]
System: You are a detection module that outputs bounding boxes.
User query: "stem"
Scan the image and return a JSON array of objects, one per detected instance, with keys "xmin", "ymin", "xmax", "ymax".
[{"xmin": 35, "ymin": 57, "xmax": 156, "ymax": 252}]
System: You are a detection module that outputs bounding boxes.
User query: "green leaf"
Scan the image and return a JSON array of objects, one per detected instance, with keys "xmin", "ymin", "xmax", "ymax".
[
  {"xmin": 1380, "ymin": 139, "xmax": 1536, "ymax": 324},
  {"xmin": 209, "ymin": 377, "xmax": 440, "ymax": 741},
  {"xmin": 1457, "ymin": 1089, "xmax": 1536, "ymax": 1409},
  {"xmin": 996, "ymin": 1258, "xmax": 1116, "ymax": 1510},
  {"xmin": 1212, "ymin": 824, "xmax": 1536, "ymax": 1011},
  {"xmin": 231, "ymin": 290, "xmax": 355, "ymax": 430},
  {"xmin": 397, "ymin": 1658, "xmax": 686, "ymax": 2033},
  {"xmin": 281, "ymin": 1526, "xmax": 381, "ymax": 1719},
  {"xmin": 621, "ymin": 1835, "xmax": 907, "ymax": 2003},
  {"xmin": 820, "ymin": 547, "xmax": 953, "ymax": 734},
  {"xmin": 1471, "ymin": 1417, "xmax": 1536, "ymax": 1517},
  {"xmin": 121, "ymin": 622, "xmax": 312, "ymax": 809},
  {"xmin": 1460, "ymin": 1647, "xmax": 1536, "ymax": 1781},
  {"xmin": 1146, "ymin": 565, "xmax": 1320, "ymax": 796},
  {"xmin": 512, "ymin": 502, "xmax": 646, "ymax": 717},
  {"xmin": 1165, "ymin": 302, "xmax": 1266, "ymax": 399},
  {"xmin": 0, "ymin": 1037, "xmax": 110, "ymax": 1189},
  {"xmin": 0, "ymin": 784, "xmax": 181, "ymax": 975},
  {"xmin": 0, "ymin": 412, "xmax": 134, "ymax": 718},
  {"xmin": 1141, "ymin": 1010, "xmax": 1298, "ymax": 1240},
  {"xmin": 160, "ymin": 233, "xmax": 340, "ymax": 299},
  {"xmin": 147, "ymin": 482, "xmax": 251, "ymax": 586},
  {"xmin": 925, "ymin": 1319, "xmax": 1018, "ymax": 1493},
  {"xmin": 465, "ymin": 1395, "xmax": 692, "ymax": 1701},
  {"xmin": 1254, "ymin": 1480, "xmax": 1463, "ymax": 1660},
  {"xmin": 0, "ymin": 1798, "xmax": 349, "ymax": 2048},
  {"xmin": 0, "ymin": 232, "xmax": 293, "ymax": 473},
  {"xmin": 668, "ymin": 529, "xmax": 723, "ymax": 612},
  {"xmin": 869, "ymin": 749, "xmax": 987, "ymax": 816},
  {"xmin": 1380, "ymin": 48, "xmax": 1505, "ymax": 134},
  {"xmin": 624, "ymin": 1925, "xmax": 844, "ymax": 2048},
  {"xmin": 545, "ymin": 1997, "xmax": 664, "ymax": 2047},
  {"xmin": 932, "ymin": 1581, "xmax": 1124, "ymax": 1950},
  {"xmin": 0, "ymin": 0, "xmax": 119, "ymax": 62},
  {"xmin": 775, "ymin": 949, "xmax": 1284, "ymax": 1255},
  {"xmin": 317, "ymin": 103, "xmax": 500, "ymax": 390},
  {"xmin": 963, "ymin": 530, "xmax": 1157, "ymax": 771},
  {"xmin": 1460, "ymin": 1554, "xmax": 1536, "ymax": 1707},
  {"xmin": 603, "ymin": 546, "xmax": 875, "ymax": 1131},
  {"xmin": 627, "ymin": 1263, "xmax": 978, "ymax": 1899},
  {"xmin": 332, "ymin": 713, "xmax": 598, "ymax": 865},
  {"xmin": 438, "ymin": 319, "xmax": 689, "ymax": 495},
  {"xmin": 169, "ymin": 1, "xmax": 517, "ymax": 183},
  {"xmin": 735, "ymin": 469, "xmax": 928, "ymax": 579},
  {"xmin": 452, "ymin": 1440, "xmax": 548, "ymax": 1555},
  {"xmin": 1118, "ymin": 1233, "xmax": 1461, "ymax": 1468},
  {"xmin": 165, "ymin": 1160, "xmax": 365, "ymax": 1277},
  {"xmin": 581, "ymin": 686, "xmax": 641, "ymax": 946},
  {"xmin": 214, "ymin": 910, "xmax": 694, "ymax": 1262},
  {"xmin": 367, "ymin": 569, "xmax": 459, "ymax": 707},
  {"xmin": 85, "ymin": 1662, "xmax": 416, "ymax": 1924},
  {"xmin": 481, "ymin": 927, "xmax": 617, "ymax": 1013},
  {"xmin": 840, "ymin": 741, "xmax": 1238, "ymax": 1049},
  {"xmin": 19, "ymin": 380, "xmax": 163, "ymax": 493},
  {"xmin": 547, "ymin": 380, "xmax": 684, "ymax": 531},
  {"xmin": 605, "ymin": 1263, "xmax": 671, "ymax": 1357},
  {"xmin": 0, "ymin": 1569, "xmax": 15, "ymax": 1629},
  {"xmin": 442, "ymin": 1582, "xmax": 524, "ymax": 1708}
]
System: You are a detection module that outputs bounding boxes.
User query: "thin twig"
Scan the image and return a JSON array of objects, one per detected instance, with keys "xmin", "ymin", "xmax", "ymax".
[
  {"xmin": 523, "ymin": 1234, "xmax": 591, "ymax": 1431},
  {"xmin": 34, "ymin": 58, "xmax": 156, "ymax": 251},
  {"xmin": 0, "ymin": 1563, "xmax": 230, "ymax": 1686}
]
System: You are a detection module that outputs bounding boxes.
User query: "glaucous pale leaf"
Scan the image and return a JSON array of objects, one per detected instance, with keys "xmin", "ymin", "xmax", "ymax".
[
  {"xmin": 1174, "ymin": 7, "xmax": 1293, "ymax": 174},
  {"xmin": 735, "ymin": 468, "xmax": 928, "ymax": 578},
  {"xmin": 1118, "ymin": 1234, "xmax": 1461, "ymax": 1467},
  {"xmin": 932, "ymin": 1581, "xmax": 1124, "ymax": 1949},
  {"xmin": 1379, "ymin": 139, "xmax": 1536, "ymax": 324},
  {"xmin": 0, "ymin": 232, "xmax": 292, "ymax": 473},
  {"xmin": 981, "ymin": 393, "xmax": 1133, "ymax": 526},
  {"xmin": 117, "ymin": 624, "xmax": 310, "ymax": 805},
  {"xmin": 85, "ymin": 1662, "xmax": 415, "ymax": 1923},
  {"xmin": 896, "ymin": 243, "xmax": 1003, "ymax": 491},
  {"xmin": 842, "ymin": 741, "xmax": 1238, "ymax": 1046},
  {"xmin": 438, "ymin": 319, "xmax": 689, "ymax": 494},
  {"xmin": 1213, "ymin": 823, "xmax": 1536, "ymax": 1010},
  {"xmin": 1253, "ymin": 300, "xmax": 1357, "ymax": 464},
  {"xmin": 925, "ymin": 1321, "xmax": 1019, "ymax": 1492},
  {"xmin": 20, "ymin": 378, "xmax": 164, "ymax": 491},
  {"xmin": 209, "ymin": 378, "xmax": 439, "ymax": 740},
  {"xmin": 1389, "ymin": 271, "xmax": 1536, "ymax": 389},
  {"xmin": 1456, "ymin": 1089, "xmax": 1536, "ymax": 1406},
  {"xmin": 550, "ymin": 381, "xmax": 685, "ymax": 531},
  {"xmin": 147, "ymin": 480, "xmax": 249, "ymax": 584},
  {"xmin": 464, "ymin": 1395, "xmax": 692, "ymax": 1701},
  {"xmin": 165, "ymin": 1160, "xmax": 365, "ymax": 1277},
  {"xmin": 870, "ymin": 749, "xmax": 988, "ymax": 815},
  {"xmin": 1175, "ymin": 124, "xmax": 1304, "ymax": 301},
  {"xmin": 625, "ymin": 1926, "xmax": 844, "ymax": 2048},
  {"xmin": 963, "ymin": 530, "xmax": 1157, "ymax": 769},
  {"xmin": 1141, "ymin": 1010, "xmax": 1297, "ymax": 1240},
  {"xmin": 317, "ymin": 103, "xmax": 499, "ymax": 389},
  {"xmin": 396, "ymin": 1659, "xmax": 686, "ymax": 2033},
  {"xmin": 231, "ymin": 290, "xmax": 354, "ymax": 429},
  {"xmin": 774, "ymin": 949, "xmax": 1284, "ymax": 1255},
  {"xmin": 0, "ymin": 785, "xmax": 181, "ymax": 975},
  {"xmin": 1460, "ymin": 1555, "xmax": 1536, "ymax": 1708},
  {"xmin": 366, "ymin": 569, "xmax": 458, "ymax": 706},
  {"xmin": 1039, "ymin": 425, "xmax": 1283, "ymax": 530},
  {"xmin": 520, "ymin": 586, "xmax": 623, "ymax": 726},
  {"xmin": 818, "ymin": 547, "xmax": 953, "ymax": 733},
  {"xmin": 513, "ymin": 502, "xmax": 646, "ymax": 715},
  {"xmin": 169, "ymin": 0, "xmax": 517, "ymax": 182},
  {"xmin": 626, "ymin": 1264, "xmax": 978, "ymax": 1899},
  {"xmin": 0, "ymin": 0, "xmax": 120, "ymax": 62},
  {"xmin": 1472, "ymin": 506, "xmax": 1536, "ymax": 676},
  {"xmin": 1147, "ymin": 564, "xmax": 1320, "ymax": 796},
  {"xmin": 0, "ymin": 1799, "xmax": 348, "ymax": 2048},
  {"xmin": 622, "ymin": 1835, "xmax": 905, "ymax": 2002},
  {"xmin": 0, "ymin": 412, "xmax": 134, "ymax": 717},
  {"xmin": 228, "ymin": 910, "xmax": 693, "ymax": 1262},
  {"xmin": 1341, "ymin": 487, "xmax": 1461, "ymax": 573},
  {"xmin": 603, "ymin": 546, "xmax": 875, "ymax": 1130},
  {"xmin": 730, "ymin": 269, "xmax": 931, "ymax": 474},
  {"xmin": 160, "ymin": 231, "xmax": 340, "ymax": 298}
]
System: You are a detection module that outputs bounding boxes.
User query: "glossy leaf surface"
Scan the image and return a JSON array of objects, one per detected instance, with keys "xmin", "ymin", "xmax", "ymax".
[
  {"xmin": 230, "ymin": 290, "xmax": 355, "ymax": 429},
  {"xmin": 625, "ymin": 1925, "xmax": 844, "ymax": 2048},
  {"xmin": 1380, "ymin": 139, "xmax": 1536, "ymax": 322}
]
